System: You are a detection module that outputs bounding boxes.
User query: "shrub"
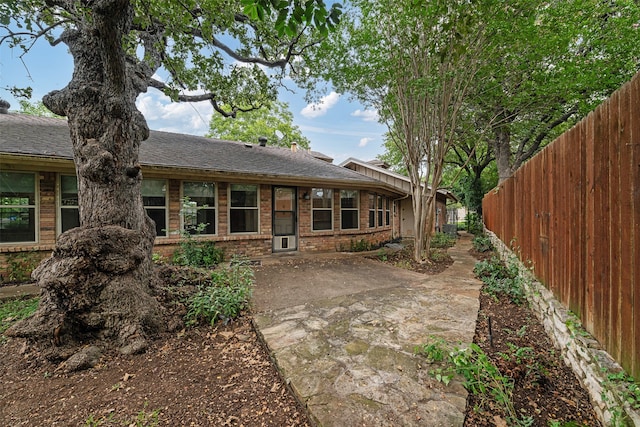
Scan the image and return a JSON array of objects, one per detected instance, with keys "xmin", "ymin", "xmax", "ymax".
[
  {"xmin": 431, "ymin": 232, "xmax": 456, "ymax": 249},
  {"xmin": 474, "ymin": 257, "xmax": 526, "ymax": 305},
  {"xmin": 472, "ymin": 235, "xmax": 494, "ymax": 253},
  {"xmin": 185, "ymin": 257, "xmax": 254, "ymax": 326},
  {"xmin": 349, "ymin": 239, "xmax": 371, "ymax": 252},
  {"xmin": 465, "ymin": 212, "xmax": 484, "ymax": 235},
  {"xmin": 415, "ymin": 338, "xmax": 528, "ymax": 426},
  {"xmin": 172, "ymin": 237, "xmax": 224, "ymax": 268}
]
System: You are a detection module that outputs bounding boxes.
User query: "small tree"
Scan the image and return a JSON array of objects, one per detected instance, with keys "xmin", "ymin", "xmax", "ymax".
[{"xmin": 322, "ymin": 0, "xmax": 485, "ymax": 262}]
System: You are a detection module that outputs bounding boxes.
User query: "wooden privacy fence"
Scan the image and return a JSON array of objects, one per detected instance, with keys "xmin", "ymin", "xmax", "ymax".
[{"xmin": 483, "ymin": 72, "xmax": 640, "ymax": 379}]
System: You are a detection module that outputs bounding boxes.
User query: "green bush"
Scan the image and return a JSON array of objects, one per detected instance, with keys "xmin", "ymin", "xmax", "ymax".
[
  {"xmin": 465, "ymin": 212, "xmax": 484, "ymax": 235},
  {"xmin": 431, "ymin": 232, "xmax": 456, "ymax": 249},
  {"xmin": 185, "ymin": 257, "xmax": 254, "ymax": 326},
  {"xmin": 472, "ymin": 235, "xmax": 494, "ymax": 253},
  {"xmin": 474, "ymin": 257, "xmax": 526, "ymax": 305},
  {"xmin": 172, "ymin": 237, "xmax": 224, "ymax": 268},
  {"xmin": 349, "ymin": 239, "xmax": 372, "ymax": 252}
]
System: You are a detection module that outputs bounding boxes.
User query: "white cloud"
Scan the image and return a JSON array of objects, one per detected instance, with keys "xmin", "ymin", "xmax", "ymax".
[
  {"xmin": 351, "ymin": 108, "xmax": 379, "ymax": 122},
  {"xmin": 300, "ymin": 91, "xmax": 340, "ymax": 118},
  {"xmin": 136, "ymin": 91, "xmax": 213, "ymax": 136},
  {"xmin": 359, "ymin": 137, "xmax": 373, "ymax": 147}
]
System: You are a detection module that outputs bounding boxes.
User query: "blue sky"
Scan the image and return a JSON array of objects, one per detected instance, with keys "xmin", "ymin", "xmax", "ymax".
[{"xmin": 0, "ymin": 35, "xmax": 388, "ymax": 165}]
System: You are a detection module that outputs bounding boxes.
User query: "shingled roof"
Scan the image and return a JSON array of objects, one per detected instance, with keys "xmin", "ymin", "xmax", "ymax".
[{"xmin": 1, "ymin": 113, "xmax": 394, "ymax": 190}]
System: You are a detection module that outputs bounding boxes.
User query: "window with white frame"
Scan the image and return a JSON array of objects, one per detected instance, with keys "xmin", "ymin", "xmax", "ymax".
[
  {"xmin": 368, "ymin": 193, "xmax": 375, "ymax": 228},
  {"xmin": 182, "ymin": 182, "xmax": 216, "ymax": 235},
  {"xmin": 312, "ymin": 188, "xmax": 332, "ymax": 231},
  {"xmin": 340, "ymin": 190, "xmax": 359, "ymax": 230},
  {"xmin": 385, "ymin": 197, "xmax": 391, "ymax": 226},
  {"xmin": 377, "ymin": 195, "xmax": 383, "ymax": 228},
  {"xmin": 0, "ymin": 171, "xmax": 36, "ymax": 243},
  {"xmin": 60, "ymin": 175, "xmax": 80, "ymax": 233},
  {"xmin": 142, "ymin": 179, "xmax": 167, "ymax": 237},
  {"xmin": 229, "ymin": 184, "xmax": 258, "ymax": 233}
]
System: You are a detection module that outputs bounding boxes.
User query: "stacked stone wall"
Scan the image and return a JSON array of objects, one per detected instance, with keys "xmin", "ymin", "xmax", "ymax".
[{"xmin": 486, "ymin": 229, "xmax": 640, "ymax": 426}]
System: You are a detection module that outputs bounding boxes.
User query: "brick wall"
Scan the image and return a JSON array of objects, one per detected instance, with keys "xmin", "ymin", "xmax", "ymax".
[{"xmin": 1, "ymin": 174, "xmax": 403, "ymax": 279}]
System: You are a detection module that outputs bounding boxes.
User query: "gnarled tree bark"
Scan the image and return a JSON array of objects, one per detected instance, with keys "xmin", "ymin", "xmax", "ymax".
[{"xmin": 7, "ymin": 0, "xmax": 164, "ymax": 358}]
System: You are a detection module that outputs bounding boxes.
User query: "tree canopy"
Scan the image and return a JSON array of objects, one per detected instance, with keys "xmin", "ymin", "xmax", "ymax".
[
  {"xmin": 360, "ymin": 0, "xmax": 640, "ymax": 206},
  {"xmin": 207, "ymin": 100, "xmax": 310, "ymax": 148},
  {"xmin": 1, "ymin": 0, "xmax": 342, "ymax": 117}
]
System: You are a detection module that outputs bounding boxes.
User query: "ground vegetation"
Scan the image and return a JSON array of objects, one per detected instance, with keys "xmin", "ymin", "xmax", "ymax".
[{"xmin": 0, "ymin": 236, "xmax": 603, "ymax": 426}]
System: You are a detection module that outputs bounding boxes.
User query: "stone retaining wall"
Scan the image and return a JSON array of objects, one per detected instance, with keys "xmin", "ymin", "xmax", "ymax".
[{"xmin": 485, "ymin": 229, "xmax": 640, "ymax": 427}]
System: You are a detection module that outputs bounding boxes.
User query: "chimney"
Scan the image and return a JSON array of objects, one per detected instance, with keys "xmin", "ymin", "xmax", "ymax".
[
  {"xmin": 291, "ymin": 141, "xmax": 298, "ymax": 152},
  {"xmin": 0, "ymin": 99, "xmax": 10, "ymax": 114},
  {"xmin": 258, "ymin": 136, "xmax": 267, "ymax": 147}
]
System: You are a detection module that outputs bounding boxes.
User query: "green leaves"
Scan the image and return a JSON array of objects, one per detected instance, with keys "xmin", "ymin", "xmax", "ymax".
[
  {"xmin": 241, "ymin": 0, "xmax": 341, "ymax": 37},
  {"xmin": 207, "ymin": 100, "xmax": 310, "ymax": 148},
  {"xmin": 185, "ymin": 257, "xmax": 254, "ymax": 326}
]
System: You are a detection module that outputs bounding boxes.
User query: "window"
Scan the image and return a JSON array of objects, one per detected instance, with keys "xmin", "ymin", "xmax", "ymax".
[
  {"xmin": 368, "ymin": 193, "xmax": 375, "ymax": 228},
  {"xmin": 182, "ymin": 182, "xmax": 216, "ymax": 235},
  {"xmin": 385, "ymin": 197, "xmax": 391, "ymax": 226},
  {"xmin": 377, "ymin": 195, "xmax": 383, "ymax": 228},
  {"xmin": 340, "ymin": 190, "xmax": 359, "ymax": 230},
  {"xmin": 229, "ymin": 184, "xmax": 258, "ymax": 233},
  {"xmin": 60, "ymin": 175, "xmax": 80, "ymax": 233},
  {"xmin": 312, "ymin": 188, "xmax": 332, "ymax": 231},
  {"xmin": 142, "ymin": 179, "xmax": 167, "ymax": 237},
  {"xmin": 0, "ymin": 172, "xmax": 36, "ymax": 243}
]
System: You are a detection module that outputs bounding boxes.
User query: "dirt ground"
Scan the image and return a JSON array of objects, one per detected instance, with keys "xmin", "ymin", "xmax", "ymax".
[{"xmin": 0, "ymin": 244, "xmax": 601, "ymax": 426}]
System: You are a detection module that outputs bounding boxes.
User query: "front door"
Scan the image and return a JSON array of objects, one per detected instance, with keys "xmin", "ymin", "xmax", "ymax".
[{"xmin": 272, "ymin": 187, "xmax": 297, "ymax": 252}]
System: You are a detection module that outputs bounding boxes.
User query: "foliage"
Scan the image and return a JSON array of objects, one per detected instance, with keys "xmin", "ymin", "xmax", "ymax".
[
  {"xmin": 430, "ymin": 232, "xmax": 456, "ymax": 249},
  {"xmin": 172, "ymin": 237, "xmax": 224, "ymax": 268},
  {"xmin": 474, "ymin": 257, "xmax": 526, "ymax": 305},
  {"xmin": 2, "ymin": 250, "xmax": 42, "ymax": 283},
  {"xmin": 3, "ymin": 0, "xmax": 342, "ymax": 116},
  {"xmin": 18, "ymin": 100, "xmax": 62, "ymax": 117},
  {"xmin": 428, "ymin": 248, "xmax": 449, "ymax": 263},
  {"xmin": 470, "ymin": 0, "xmax": 640, "ymax": 182},
  {"xmin": 472, "ymin": 234, "xmax": 493, "ymax": 253},
  {"xmin": 606, "ymin": 372, "xmax": 640, "ymax": 410},
  {"xmin": 207, "ymin": 100, "xmax": 310, "ymax": 149},
  {"xmin": 85, "ymin": 402, "xmax": 160, "ymax": 426},
  {"xmin": 465, "ymin": 212, "xmax": 484, "ymax": 235},
  {"xmin": 0, "ymin": 297, "xmax": 39, "ymax": 334},
  {"xmin": 317, "ymin": 0, "xmax": 487, "ymax": 262},
  {"xmin": 185, "ymin": 257, "xmax": 254, "ymax": 326},
  {"xmin": 172, "ymin": 198, "xmax": 224, "ymax": 268},
  {"xmin": 415, "ymin": 338, "xmax": 533, "ymax": 426},
  {"xmin": 349, "ymin": 239, "xmax": 372, "ymax": 252},
  {"xmin": 152, "ymin": 252, "xmax": 167, "ymax": 265}
]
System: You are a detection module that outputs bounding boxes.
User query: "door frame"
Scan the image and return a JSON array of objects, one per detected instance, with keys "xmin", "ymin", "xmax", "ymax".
[{"xmin": 272, "ymin": 186, "xmax": 298, "ymax": 252}]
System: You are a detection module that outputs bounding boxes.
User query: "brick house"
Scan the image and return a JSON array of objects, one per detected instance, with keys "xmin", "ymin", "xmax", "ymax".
[
  {"xmin": 0, "ymin": 113, "xmax": 453, "ymax": 278},
  {"xmin": 340, "ymin": 158, "xmax": 457, "ymax": 236}
]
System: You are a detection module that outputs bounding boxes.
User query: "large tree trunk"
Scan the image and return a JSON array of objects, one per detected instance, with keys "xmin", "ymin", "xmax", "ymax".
[
  {"xmin": 7, "ymin": 0, "xmax": 164, "ymax": 358},
  {"xmin": 494, "ymin": 124, "xmax": 513, "ymax": 184}
]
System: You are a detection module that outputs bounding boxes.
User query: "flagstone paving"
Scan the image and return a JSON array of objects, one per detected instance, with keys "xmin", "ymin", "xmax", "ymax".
[{"xmin": 253, "ymin": 234, "xmax": 482, "ymax": 427}]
